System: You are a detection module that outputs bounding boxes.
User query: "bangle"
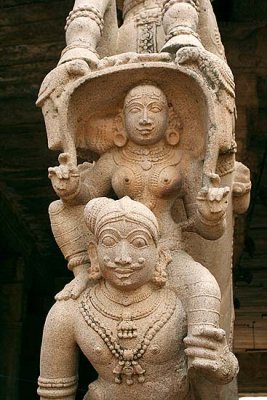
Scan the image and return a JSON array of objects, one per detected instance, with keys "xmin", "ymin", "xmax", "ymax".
[{"xmin": 65, "ymin": 6, "xmax": 104, "ymax": 34}]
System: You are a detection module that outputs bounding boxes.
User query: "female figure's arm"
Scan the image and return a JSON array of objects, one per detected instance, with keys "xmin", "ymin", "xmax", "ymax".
[
  {"xmin": 38, "ymin": 301, "xmax": 79, "ymax": 400},
  {"xmin": 48, "ymin": 151, "xmax": 114, "ymax": 206}
]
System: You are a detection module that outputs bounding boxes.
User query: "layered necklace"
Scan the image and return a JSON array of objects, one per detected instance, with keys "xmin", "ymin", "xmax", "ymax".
[
  {"xmin": 121, "ymin": 142, "xmax": 174, "ymax": 171},
  {"xmin": 79, "ymin": 283, "xmax": 177, "ymax": 385}
]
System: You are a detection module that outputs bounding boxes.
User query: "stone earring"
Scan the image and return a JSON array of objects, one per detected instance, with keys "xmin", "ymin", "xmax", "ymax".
[
  {"xmin": 87, "ymin": 241, "xmax": 102, "ymax": 281},
  {"xmin": 88, "ymin": 263, "xmax": 102, "ymax": 281},
  {"xmin": 152, "ymin": 248, "xmax": 172, "ymax": 287},
  {"xmin": 114, "ymin": 133, "xmax": 128, "ymax": 147},
  {"xmin": 113, "ymin": 111, "xmax": 128, "ymax": 147},
  {"xmin": 165, "ymin": 105, "xmax": 182, "ymax": 146},
  {"xmin": 166, "ymin": 130, "xmax": 180, "ymax": 146}
]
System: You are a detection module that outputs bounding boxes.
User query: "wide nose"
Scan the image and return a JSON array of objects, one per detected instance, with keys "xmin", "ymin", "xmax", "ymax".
[
  {"xmin": 115, "ymin": 241, "xmax": 132, "ymax": 265},
  {"xmin": 139, "ymin": 107, "xmax": 152, "ymax": 125}
]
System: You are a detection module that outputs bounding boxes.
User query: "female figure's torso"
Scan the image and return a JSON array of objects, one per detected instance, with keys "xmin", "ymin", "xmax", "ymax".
[{"xmin": 111, "ymin": 145, "xmax": 184, "ymax": 242}]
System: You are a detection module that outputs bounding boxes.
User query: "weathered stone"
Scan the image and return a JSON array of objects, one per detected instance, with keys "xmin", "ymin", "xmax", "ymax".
[{"xmin": 36, "ymin": 1, "xmax": 252, "ymax": 399}]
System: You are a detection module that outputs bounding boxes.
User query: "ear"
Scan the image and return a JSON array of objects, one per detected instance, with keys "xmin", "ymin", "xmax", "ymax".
[
  {"xmin": 113, "ymin": 111, "xmax": 128, "ymax": 147},
  {"xmin": 152, "ymin": 247, "xmax": 172, "ymax": 287},
  {"xmin": 87, "ymin": 241, "xmax": 102, "ymax": 280},
  {"xmin": 165, "ymin": 105, "xmax": 182, "ymax": 146},
  {"xmin": 114, "ymin": 132, "xmax": 128, "ymax": 147}
]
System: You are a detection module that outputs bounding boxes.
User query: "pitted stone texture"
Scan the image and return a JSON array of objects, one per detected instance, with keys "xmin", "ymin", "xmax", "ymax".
[
  {"xmin": 38, "ymin": 197, "xmax": 238, "ymax": 400},
  {"xmin": 37, "ymin": 2, "xmax": 251, "ymax": 399}
]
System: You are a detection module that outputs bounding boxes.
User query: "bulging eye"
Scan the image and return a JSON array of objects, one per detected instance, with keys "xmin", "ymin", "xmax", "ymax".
[
  {"xmin": 101, "ymin": 235, "xmax": 117, "ymax": 247},
  {"xmin": 130, "ymin": 237, "xmax": 148, "ymax": 248}
]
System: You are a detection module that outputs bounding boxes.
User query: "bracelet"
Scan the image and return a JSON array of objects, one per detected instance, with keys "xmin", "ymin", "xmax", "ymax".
[
  {"xmin": 167, "ymin": 26, "xmax": 201, "ymax": 41},
  {"xmin": 197, "ymin": 209, "xmax": 226, "ymax": 227},
  {"xmin": 37, "ymin": 375, "xmax": 78, "ymax": 397},
  {"xmin": 61, "ymin": 43, "xmax": 98, "ymax": 58},
  {"xmin": 65, "ymin": 6, "xmax": 104, "ymax": 34}
]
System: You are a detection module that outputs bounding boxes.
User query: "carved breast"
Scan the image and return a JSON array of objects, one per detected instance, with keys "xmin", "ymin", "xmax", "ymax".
[
  {"xmin": 112, "ymin": 149, "xmax": 183, "ymax": 208},
  {"xmin": 112, "ymin": 165, "xmax": 143, "ymax": 200},
  {"xmin": 151, "ymin": 165, "xmax": 183, "ymax": 198}
]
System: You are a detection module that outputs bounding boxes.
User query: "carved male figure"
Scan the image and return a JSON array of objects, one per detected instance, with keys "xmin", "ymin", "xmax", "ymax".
[
  {"xmin": 57, "ymin": 0, "xmax": 225, "ymax": 65},
  {"xmin": 38, "ymin": 197, "xmax": 238, "ymax": 400}
]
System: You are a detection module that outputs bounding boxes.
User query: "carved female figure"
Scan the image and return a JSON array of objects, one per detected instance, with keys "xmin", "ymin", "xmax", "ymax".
[
  {"xmin": 48, "ymin": 82, "xmax": 229, "ymax": 339},
  {"xmin": 38, "ymin": 197, "xmax": 238, "ymax": 400}
]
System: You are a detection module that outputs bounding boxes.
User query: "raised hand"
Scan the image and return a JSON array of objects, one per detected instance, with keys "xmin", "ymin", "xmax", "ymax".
[
  {"xmin": 48, "ymin": 153, "xmax": 80, "ymax": 199},
  {"xmin": 197, "ymin": 186, "xmax": 230, "ymax": 222},
  {"xmin": 184, "ymin": 326, "xmax": 238, "ymax": 384}
]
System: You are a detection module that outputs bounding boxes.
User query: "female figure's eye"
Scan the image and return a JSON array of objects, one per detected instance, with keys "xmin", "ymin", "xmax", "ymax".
[
  {"xmin": 150, "ymin": 105, "xmax": 162, "ymax": 113},
  {"xmin": 129, "ymin": 106, "xmax": 141, "ymax": 113},
  {"xmin": 101, "ymin": 235, "xmax": 117, "ymax": 247},
  {"xmin": 130, "ymin": 237, "xmax": 148, "ymax": 248}
]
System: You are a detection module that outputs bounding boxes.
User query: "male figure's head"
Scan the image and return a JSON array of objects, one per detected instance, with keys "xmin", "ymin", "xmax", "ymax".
[{"xmin": 84, "ymin": 196, "xmax": 171, "ymax": 290}]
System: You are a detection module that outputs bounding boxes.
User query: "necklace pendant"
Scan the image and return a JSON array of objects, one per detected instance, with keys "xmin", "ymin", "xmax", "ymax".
[
  {"xmin": 117, "ymin": 318, "xmax": 138, "ymax": 339},
  {"xmin": 141, "ymin": 159, "xmax": 152, "ymax": 170},
  {"xmin": 113, "ymin": 358, "xmax": 146, "ymax": 385}
]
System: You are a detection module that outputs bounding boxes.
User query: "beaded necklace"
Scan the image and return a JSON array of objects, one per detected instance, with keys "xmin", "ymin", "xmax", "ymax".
[
  {"xmin": 90, "ymin": 283, "xmax": 162, "ymax": 338},
  {"xmin": 80, "ymin": 286, "xmax": 177, "ymax": 385}
]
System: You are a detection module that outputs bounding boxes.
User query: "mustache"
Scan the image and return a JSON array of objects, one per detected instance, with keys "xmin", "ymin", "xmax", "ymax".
[{"xmin": 103, "ymin": 257, "xmax": 145, "ymax": 270}]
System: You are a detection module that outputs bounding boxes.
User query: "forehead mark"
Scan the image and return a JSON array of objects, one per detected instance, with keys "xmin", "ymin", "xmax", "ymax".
[
  {"xmin": 125, "ymin": 99, "xmax": 167, "ymax": 108},
  {"xmin": 125, "ymin": 86, "xmax": 167, "ymax": 107}
]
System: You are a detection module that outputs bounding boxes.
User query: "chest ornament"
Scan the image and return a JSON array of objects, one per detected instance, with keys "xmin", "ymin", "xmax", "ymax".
[{"xmin": 79, "ymin": 287, "xmax": 176, "ymax": 385}]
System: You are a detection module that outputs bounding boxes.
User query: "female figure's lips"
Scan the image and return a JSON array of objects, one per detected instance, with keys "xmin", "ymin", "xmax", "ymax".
[{"xmin": 137, "ymin": 127, "xmax": 154, "ymax": 132}]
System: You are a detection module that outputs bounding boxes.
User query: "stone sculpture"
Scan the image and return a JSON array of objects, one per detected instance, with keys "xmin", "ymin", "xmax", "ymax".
[
  {"xmin": 38, "ymin": 197, "xmax": 238, "ymax": 400},
  {"xmin": 37, "ymin": 1, "xmax": 252, "ymax": 398},
  {"xmin": 48, "ymin": 81, "xmax": 227, "ymax": 338}
]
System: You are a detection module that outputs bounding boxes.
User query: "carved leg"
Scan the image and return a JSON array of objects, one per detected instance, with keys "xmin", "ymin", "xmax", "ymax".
[
  {"xmin": 168, "ymin": 250, "xmax": 221, "ymax": 332},
  {"xmin": 161, "ymin": 0, "xmax": 203, "ymax": 53},
  {"xmin": 49, "ymin": 200, "xmax": 92, "ymax": 299},
  {"xmin": 59, "ymin": 0, "xmax": 114, "ymax": 65}
]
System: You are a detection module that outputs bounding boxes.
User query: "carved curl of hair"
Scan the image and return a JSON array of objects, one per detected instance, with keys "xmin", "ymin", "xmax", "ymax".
[{"xmin": 151, "ymin": 248, "xmax": 172, "ymax": 287}]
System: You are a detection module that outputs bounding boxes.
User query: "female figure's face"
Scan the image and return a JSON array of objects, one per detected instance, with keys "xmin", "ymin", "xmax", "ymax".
[{"xmin": 124, "ymin": 84, "xmax": 168, "ymax": 146}]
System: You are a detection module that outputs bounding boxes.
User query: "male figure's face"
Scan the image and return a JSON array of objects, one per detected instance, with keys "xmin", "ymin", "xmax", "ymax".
[{"xmin": 96, "ymin": 219, "xmax": 158, "ymax": 291}]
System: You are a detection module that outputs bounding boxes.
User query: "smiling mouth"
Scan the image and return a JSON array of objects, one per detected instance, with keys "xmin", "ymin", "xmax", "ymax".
[
  {"xmin": 137, "ymin": 127, "xmax": 154, "ymax": 135},
  {"xmin": 114, "ymin": 268, "xmax": 134, "ymax": 279}
]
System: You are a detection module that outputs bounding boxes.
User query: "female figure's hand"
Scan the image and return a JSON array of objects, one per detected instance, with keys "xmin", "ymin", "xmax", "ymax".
[
  {"xmin": 48, "ymin": 153, "xmax": 80, "ymax": 200},
  {"xmin": 196, "ymin": 186, "xmax": 230, "ymax": 223}
]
